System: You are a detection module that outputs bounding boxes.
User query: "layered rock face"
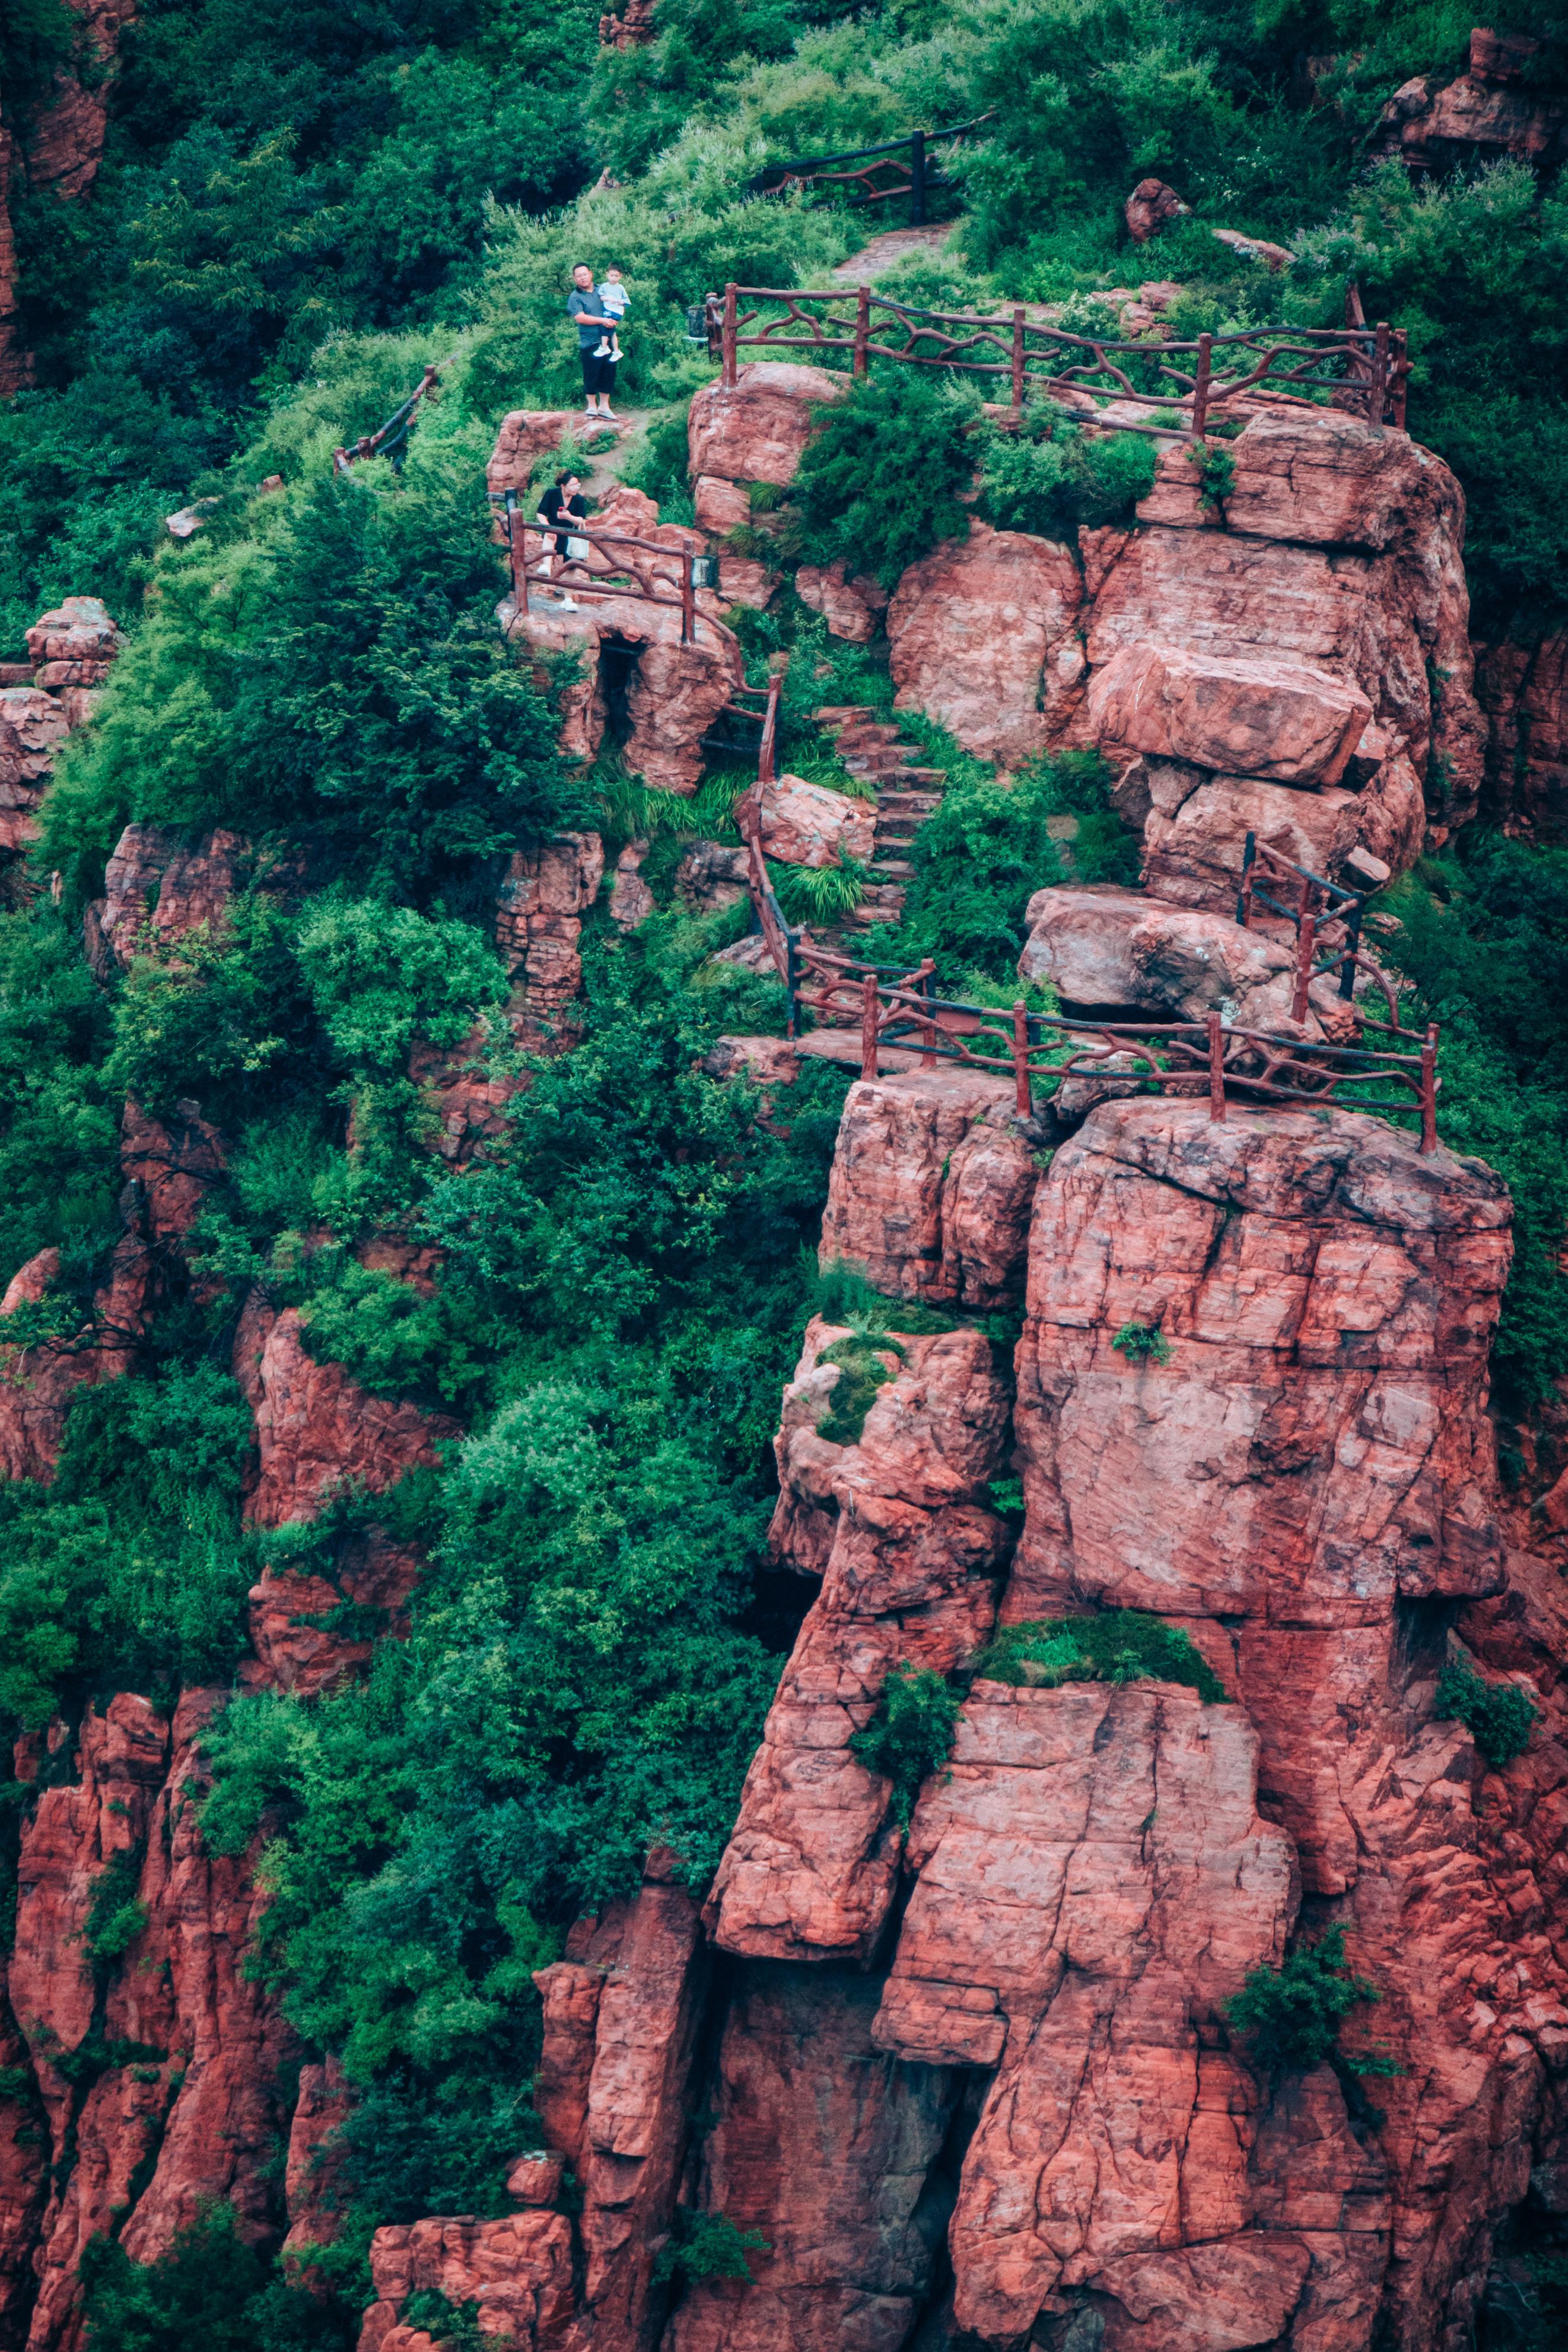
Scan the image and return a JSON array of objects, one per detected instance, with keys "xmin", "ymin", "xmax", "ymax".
[
  {"xmin": 1475, "ymin": 633, "xmax": 1568, "ymax": 841},
  {"xmin": 530, "ymin": 1075, "xmax": 1564, "ymax": 2352}
]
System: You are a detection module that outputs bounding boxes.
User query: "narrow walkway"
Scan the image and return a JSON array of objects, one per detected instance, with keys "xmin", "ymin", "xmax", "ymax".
[
  {"xmin": 813, "ymin": 704, "xmax": 947, "ymax": 936},
  {"xmin": 829, "ymin": 223, "xmax": 962, "ymax": 282}
]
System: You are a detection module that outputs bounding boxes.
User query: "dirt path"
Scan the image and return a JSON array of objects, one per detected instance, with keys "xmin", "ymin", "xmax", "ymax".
[{"xmin": 829, "ymin": 221, "xmax": 963, "ymax": 282}]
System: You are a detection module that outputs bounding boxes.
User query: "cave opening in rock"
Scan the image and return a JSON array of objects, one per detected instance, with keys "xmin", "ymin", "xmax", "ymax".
[{"xmin": 598, "ymin": 635, "xmax": 640, "ymax": 749}]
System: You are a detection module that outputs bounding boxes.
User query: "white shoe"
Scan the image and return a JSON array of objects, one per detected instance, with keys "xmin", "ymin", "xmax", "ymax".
[{"xmin": 557, "ymin": 595, "xmax": 580, "ymax": 610}]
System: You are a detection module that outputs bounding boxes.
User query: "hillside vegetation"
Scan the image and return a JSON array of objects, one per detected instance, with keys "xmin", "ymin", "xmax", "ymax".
[{"xmin": 0, "ymin": 0, "xmax": 1564, "ymax": 2341}]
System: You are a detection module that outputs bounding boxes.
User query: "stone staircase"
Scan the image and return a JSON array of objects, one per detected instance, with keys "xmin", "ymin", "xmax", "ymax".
[{"xmin": 813, "ymin": 705, "xmax": 946, "ymax": 932}]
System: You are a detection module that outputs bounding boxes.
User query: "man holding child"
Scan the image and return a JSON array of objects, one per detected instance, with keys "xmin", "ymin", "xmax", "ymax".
[{"xmin": 566, "ymin": 262, "xmax": 628, "ymax": 421}]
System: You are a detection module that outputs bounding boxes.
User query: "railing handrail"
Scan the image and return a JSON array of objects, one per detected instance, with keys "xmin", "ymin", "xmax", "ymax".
[
  {"xmin": 333, "ymin": 360, "xmax": 450, "ymax": 475},
  {"xmin": 730, "ymin": 827, "xmax": 1437, "ymax": 1148},
  {"xmin": 711, "ymin": 283, "xmax": 1409, "ymax": 434},
  {"xmin": 750, "ymin": 112, "xmax": 994, "ymax": 180},
  {"xmin": 498, "ymin": 504, "xmax": 740, "ymax": 660}
]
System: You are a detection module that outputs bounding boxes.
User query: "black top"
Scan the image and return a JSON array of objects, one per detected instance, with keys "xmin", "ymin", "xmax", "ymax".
[{"xmin": 539, "ymin": 487, "xmax": 587, "ymax": 528}]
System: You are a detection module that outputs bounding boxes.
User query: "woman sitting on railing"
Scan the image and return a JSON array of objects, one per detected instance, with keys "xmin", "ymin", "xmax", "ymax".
[{"xmin": 535, "ymin": 471, "xmax": 590, "ymax": 611}]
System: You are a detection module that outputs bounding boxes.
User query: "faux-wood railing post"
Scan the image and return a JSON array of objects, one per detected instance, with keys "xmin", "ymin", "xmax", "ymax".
[
  {"xmin": 917, "ymin": 958, "xmax": 937, "ymax": 1066},
  {"xmin": 1420, "ymin": 1024, "xmax": 1439, "ymax": 1153},
  {"xmin": 1370, "ymin": 320, "xmax": 1391, "ymax": 425},
  {"xmin": 503, "ymin": 490, "xmax": 523, "ymax": 608},
  {"xmin": 1011, "ymin": 309, "xmax": 1025, "ymax": 416},
  {"xmin": 1011, "ymin": 1002, "xmax": 1032, "ymax": 1117},
  {"xmin": 680, "ymin": 557, "xmax": 695, "ymax": 645},
  {"xmin": 722, "ymin": 283, "xmax": 738, "ymax": 387},
  {"xmin": 861, "ymin": 970, "xmax": 880, "ymax": 1079},
  {"xmin": 909, "ymin": 128, "xmax": 927, "ymax": 224},
  {"xmin": 1207, "ymin": 1013, "xmax": 1226, "ymax": 1122},
  {"xmin": 1191, "ymin": 333, "xmax": 1213, "ymax": 440},
  {"xmin": 1235, "ymin": 831, "xmax": 1257, "ymax": 929},
  {"xmin": 854, "ymin": 285, "xmax": 870, "ymax": 380},
  {"xmin": 1291, "ymin": 883, "xmax": 1318, "ymax": 1025},
  {"xmin": 1391, "ymin": 329, "xmax": 1410, "ymax": 430}
]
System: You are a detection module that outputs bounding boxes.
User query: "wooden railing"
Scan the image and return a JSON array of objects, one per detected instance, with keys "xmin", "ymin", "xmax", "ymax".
[
  {"xmin": 497, "ymin": 501, "xmax": 740, "ymax": 658},
  {"xmin": 333, "ymin": 362, "xmax": 447, "ymax": 474},
  {"xmin": 733, "ymin": 819, "xmax": 1438, "ymax": 1147},
  {"xmin": 748, "ymin": 113, "xmax": 994, "ymax": 224},
  {"xmin": 709, "ymin": 285, "xmax": 1410, "ymax": 435},
  {"xmin": 1235, "ymin": 833, "xmax": 1404, "ymax": 1021}
]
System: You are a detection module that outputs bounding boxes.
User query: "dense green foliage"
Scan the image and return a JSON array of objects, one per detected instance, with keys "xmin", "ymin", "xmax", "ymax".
[
  {"xmin": 2, "ymin": 0, "xmax": 1567, "ymax": 2337},
  {"xmin": 976, "ymin": 1612, "xmax": 1228, "ymax": 1702},
  {"xmin": 850, "ymin": 1660, "xmax": 962, "ymax": 1829},
  {"xmin": 1376, "ymin": 836, "xmax": 1568, "ymax": 1410},
  {"xmin": 652, "ymin": 2209, "xmax": 772, "ymax": 2286},
  {"xmin": 1436, "ymin": 1655, "xmax": 1541, "ymax": 1766},
  {"xmin": 1226, "ymin": 1925, "xmax": 1400, "ymax": 2077}
]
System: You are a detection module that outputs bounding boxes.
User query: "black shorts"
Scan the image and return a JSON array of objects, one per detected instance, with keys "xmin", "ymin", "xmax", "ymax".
[{"xmin": 581, "ymin": 349, "xmax": 617, "ymax": 395}]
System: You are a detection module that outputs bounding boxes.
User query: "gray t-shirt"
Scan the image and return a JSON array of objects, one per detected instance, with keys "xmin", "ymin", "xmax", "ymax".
[{"xmin": 568, "ymin": 290, "xmax": 605, "ymax": 350}]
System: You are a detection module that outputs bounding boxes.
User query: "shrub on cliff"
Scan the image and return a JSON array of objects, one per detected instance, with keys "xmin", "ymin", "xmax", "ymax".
[
  {"xmin": 1226, "ymin": 1925, "xmax": 1400, "ymax": 2078},
  {"xmin": 1436, "ymin": 1655, "xmax": 1540, "ymax": 1767},
  {"xmin": 978, "ymin": 414, "xmax": 1156, "ymax": 540},
  {"xmin": 976, "ymin": 1611, "xmax": 1227, "ymax": 1701},
  {"xmin": 789, "ymin": 371, "xmax": 980, "ymax": 590},
  {"xmin": 81, "ymin": 2196, "xmax": 349, "ymax": 2350},
  {"xmin": 851, "ymin": 1661, "xmax": 962, "ymax": 1827}
]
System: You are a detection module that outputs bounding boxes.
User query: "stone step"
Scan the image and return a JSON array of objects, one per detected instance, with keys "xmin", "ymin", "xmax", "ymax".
[
  {"xmin": 875, "ymin": 791, "xmax": 942, "ymax": 813},
  {"xmin": 869, "ymin": 858, "xmax": 917, "ymax": 880},
  {"xmin": 812, "ymin": 704, "xmax": 876, "ymax": 724},
  {"xmin": 890, "ymin": 765, "xmax": 946, "ymax": 785},
  {"xmin": 832, "ymin": 724, "xmax": 905, "ymax": 751}
]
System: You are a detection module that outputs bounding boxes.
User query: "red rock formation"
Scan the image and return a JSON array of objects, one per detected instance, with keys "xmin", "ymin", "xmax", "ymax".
[
  {"xmin": 494, "ymin": 831, "xmax": 605, "ymax": 1046},
  {"xmin": 486, "ymin": 411, "xmax": 584, "ymax": 495},
  {"xmin": 1141, "ymin": 771, "xmax": 1362, "ymax": 909},
  {"xmin": 705, "ymin": 1315, "xmax": 1010, "ymax": 1963},
  {"xmin": 1086, "ymin": 643, "xmax": 1373, "ymax": 786},
  {"xmin": 735, "ymin": 774, "xmax": 874, "ymax": 870},
  {"xmin": 686, "ymin": 363, "xmax": 845, "ymax": 488},
  {"xmin": 0, "ymin": 690, "xmax": 69, "ymax": 854},
  {"xmin": 598, "ymin": 0, "xmax": 656, "ymax": 49},
  {"xmin": 886, "ymin": 523, "xmax": 1085, "ymax": 768},
  {"xmin": 0, "ymin": 130, "xmax": 30, "ymax": 398},
  {"xmin": 1474, "ymin": 633, "xmax": 1568, "ymax": 841},
  {"xmin": 1123, "ymin": 179, "xmax": 1190, "ymax": 241},
  {"xmin": 85, "ymin": 825, "xmax": 249, "ymax": 975},
  {"xmin": 507, "ymin": 598, "xmax": 738, "ymax": 794},
  {"xmin": 818, "ymin": 1067, "xmax": 1038, "ymax": 1312},
  {"xmin": 7, "ymin": 1691, "xmax": 298, "ymax": 2351},
  {"xmin": 664, "ymin": 1963, "xmax": 965, "ymax": 2352},
  {"xmin": 25, "ymin": 599, "xmax": 123, "ymax": 691},
  {"xmin": 357, "ymin": 2214, "xmax": 575, "ymax": 2351},
  {"xmin": 794, "ymin": 561, "xmax": 888, "ymax": 645},
  {"xmin": 280, "ymin": 2058, "xmax": 352, "ymax": 2275},
  {"xmin": 232, "ymin": 1296, "xmax": 457, "ymax": 1531},
  {"xmin": 25, "ymin": 0, "xmax": 136, "ymax": 204},
  {"xmin": 1373, "ymin": 34, "xmax": 1567, "ymax": 173}
]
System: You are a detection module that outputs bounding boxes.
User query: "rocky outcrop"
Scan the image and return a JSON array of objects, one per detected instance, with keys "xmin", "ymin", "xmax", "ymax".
[
  {"xmin": 232, "ymin": 1296, "xmax": 457, "ymax": 1531},
  {"xmin": 85, "ymin": 825, "xmax": 249, "ymax": 974},
  {"xmin": 818, "ymin": 1067, "xmax": 1038, "ymax": 1312},
  {"xmin": 1373, "ymin": 28, "xmax": 1568, "ymax": 173},
  {"xmin": 1086, "ymin": 643, "xmax": 1372, "ymax": 786},
  {"xmin": 1123, "ymin": 177, "xmax": 1189, "ymax": 241},
  {"xmin": 494, "ymin": 831, "xmax": 605, "ymax": 1047},
  {"xmin": 794, "ymin": 561, "xmax": 889, "ymax": 645},
  {"xmin": 358, "ymin": 2214, "xmax": 575, "ymax": 2351},
  {"xmin": 24, "ymin": 599, "xmax": 123, "ymax": 691},
  {"xmin": 737, "ymin": 774, "xmax": 874, "ymax": 869},
  {"xmin": 686, "ymin": 363, "xmax": 845, "ymax": 488},
  {"xmin": 5, "ymin": 1691, "xmax": 297, "ymax": 2351},
  {"xmin": 508, "ymin": 599, "xmax": 738, "ymax": 795},
  {"xmin": 705, "ymin": 1316, "xmax": 1011, "ymax": 1964},
  {"xmin": 1475, "ymin": 633, "xmax": 1568, "ymax": 841},
  {"xmin": 0, "ymin": 690, "xmax": 69, "ymax": 854},
  {"xmin": 886, "ymin": 523, "xmax": 1084, "ymax": 769},
  {"xmin": 486, "ymin": 411, "xmax": 582, "ymax": 495}
]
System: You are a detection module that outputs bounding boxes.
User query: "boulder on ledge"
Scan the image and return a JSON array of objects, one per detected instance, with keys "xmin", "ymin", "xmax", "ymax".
[
  {"xmin": 739, "ymin": 774, "xmax": 875, "ymax": 870},
  {"xmin": 686, "ymin": 360, "xmax": 847, "ymax": 488},
  {"xmin": 1087, "ymin": 641, "xmax": 1373, "ymax": 786}
]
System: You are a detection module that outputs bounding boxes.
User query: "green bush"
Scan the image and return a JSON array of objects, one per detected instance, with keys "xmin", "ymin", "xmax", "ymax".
[
  {"xmin": 850, "ymin": 1660, "xmax": 962, "ymax": 1828},
  {"xmin": 1226, "ymin": 1925, "xmax": 1400, "ymax": 2077},
  {"xmin": 81, "ymin": 2198, "xmax": 350, "ymax": 2351},
  {"xmin": 978, "ymin": 417, "xmax": 1156, "ymax": 540},
  {"xmin": 1436, "ymin": 1656, "xmax": 1540, "ymax": 1767},
  {"xmin": 975, "ymin": 1611, "xmax": 1227, "ymax": 1702},
  {"xmin": 766, "ymin": 856, "xmax": 866, "ymax": 924},
  {"xmin": 814, "ymin": 1332, "xmax": 904, "ymax": 1444},
  {"xmin": 789, "ymin": 370, "xmax": 979, "ymax": 589},
  {"xmin": 1111, "ymin": 1321, "xmax": 1173, "ymax": 1365},
  {"xmin": 653, "ymin": 2208, "xmax": 771, "ymax": 2286},
  {"xmin": 82, "ymin": 1849, "xmax": 150, "ymax": 1968}
]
